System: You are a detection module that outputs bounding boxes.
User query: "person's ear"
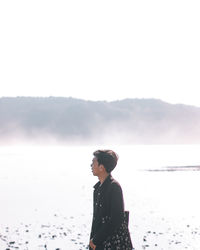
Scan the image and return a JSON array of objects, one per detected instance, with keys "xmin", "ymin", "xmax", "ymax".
[{"xmin": 99, "ymin": 165, "xmax": 104, "ymax": 171}]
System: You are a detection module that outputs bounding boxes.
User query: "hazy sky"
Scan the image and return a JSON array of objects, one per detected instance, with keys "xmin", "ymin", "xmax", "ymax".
[{"xmin": 0, "ymin": 0, "xmax": 200, "ymax": 106}]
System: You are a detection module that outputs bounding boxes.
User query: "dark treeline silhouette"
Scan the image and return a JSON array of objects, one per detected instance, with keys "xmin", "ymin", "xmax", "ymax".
[{"xmin": 1, "ymin": 97, "xmax": 200, "ymax": 144}]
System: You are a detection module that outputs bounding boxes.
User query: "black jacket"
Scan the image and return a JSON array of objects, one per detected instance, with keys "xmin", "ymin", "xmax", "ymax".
[{"xmin": 90, "ymin": 175, "xmax": 125, "ymax": 247}]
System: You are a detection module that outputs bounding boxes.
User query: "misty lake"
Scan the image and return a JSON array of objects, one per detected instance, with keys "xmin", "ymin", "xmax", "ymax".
[{"xmin": 0, "ymin": 145, "xmax": 200, "ymax": 250}]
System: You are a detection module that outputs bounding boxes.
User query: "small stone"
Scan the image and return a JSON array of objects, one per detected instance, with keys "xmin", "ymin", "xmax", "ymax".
[{"xmin": 9, "ymin": 241, "xmax": 15, "ymax": 245}]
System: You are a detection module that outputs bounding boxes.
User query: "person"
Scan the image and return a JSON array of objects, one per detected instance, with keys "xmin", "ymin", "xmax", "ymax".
[{"xmin": 89, "ymin": 149, "xmax": 133, "ymax": 250}]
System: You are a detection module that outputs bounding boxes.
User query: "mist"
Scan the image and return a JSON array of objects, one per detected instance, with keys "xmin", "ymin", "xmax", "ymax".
[{"xmin": 1, "ymin": 97, "xmax": 200, "ymax": 145}]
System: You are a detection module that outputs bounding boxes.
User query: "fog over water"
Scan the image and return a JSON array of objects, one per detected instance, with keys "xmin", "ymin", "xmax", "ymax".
[{"xmin": 1, "ymin": 97, "xmax": 200, "ymax": 145}]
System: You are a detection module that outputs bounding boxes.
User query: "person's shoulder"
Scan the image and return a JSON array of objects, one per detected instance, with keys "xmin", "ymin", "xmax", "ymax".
[
  {"xmin": 110, "ymin": 175, "xmax": 120, "ymax": 185},
  {"xmin": 109, "ymin": 176, "xmax": 122, "ymax": 190}
]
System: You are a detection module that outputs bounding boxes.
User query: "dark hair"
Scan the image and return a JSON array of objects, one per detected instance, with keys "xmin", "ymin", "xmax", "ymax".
[{"xmin": 93, "ymin": 149, "xmax": 119, "ymax": 173}]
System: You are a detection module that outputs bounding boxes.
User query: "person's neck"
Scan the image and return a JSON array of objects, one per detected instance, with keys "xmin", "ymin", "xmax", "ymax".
[{"xmin": 98, "ymin": 172, "xmax": 109, "ymax": 184}]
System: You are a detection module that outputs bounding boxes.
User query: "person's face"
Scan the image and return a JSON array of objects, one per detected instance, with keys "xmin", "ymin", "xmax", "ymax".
[{"xmin": 91, "ymin": 157, "xmax": 102, "ymax": 176}]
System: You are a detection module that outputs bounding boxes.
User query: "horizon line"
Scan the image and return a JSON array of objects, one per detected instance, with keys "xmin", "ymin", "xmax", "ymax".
[{"xmin": 0, "ymin": 95, "xmax": 200, "ymax": 108}]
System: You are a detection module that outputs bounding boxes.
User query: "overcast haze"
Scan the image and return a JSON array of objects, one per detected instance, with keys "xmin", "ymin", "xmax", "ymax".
[{"xmin": 0, "ymin": 0, "xmax": 200, "ymax": 106}]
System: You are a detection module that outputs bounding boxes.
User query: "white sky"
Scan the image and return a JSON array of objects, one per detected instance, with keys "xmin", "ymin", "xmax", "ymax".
[{"xmin": 0, "ymin": 0, "xmax": 200, "ymax": 106}]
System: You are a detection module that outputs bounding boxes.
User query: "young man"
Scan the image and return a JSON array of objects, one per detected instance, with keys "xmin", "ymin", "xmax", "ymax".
[{"xmin": 89, "ymin": 150, "xmax": 133, "ymax": 250}]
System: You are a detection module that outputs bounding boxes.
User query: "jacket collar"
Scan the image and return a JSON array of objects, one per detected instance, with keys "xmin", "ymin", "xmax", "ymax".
[{"xmin": 93, "ymin": 174, "xmax": 113, "ymax": 190}]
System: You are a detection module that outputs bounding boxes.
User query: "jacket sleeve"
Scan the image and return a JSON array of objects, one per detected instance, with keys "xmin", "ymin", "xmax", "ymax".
[{"xmin": 92, "ymin": 183, "xmax": 124, "ymax": 246}]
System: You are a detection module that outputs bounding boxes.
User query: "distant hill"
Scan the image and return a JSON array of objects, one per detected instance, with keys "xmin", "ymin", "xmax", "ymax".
[{"xmin": 1, "ymin": 97, "xmax": 200, "ymax": 144}]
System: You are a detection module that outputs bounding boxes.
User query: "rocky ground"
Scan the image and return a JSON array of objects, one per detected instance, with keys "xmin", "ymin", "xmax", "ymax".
[{"xmin": 0, "ymin": 212, "xmax": 200, "ymax": 250}]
